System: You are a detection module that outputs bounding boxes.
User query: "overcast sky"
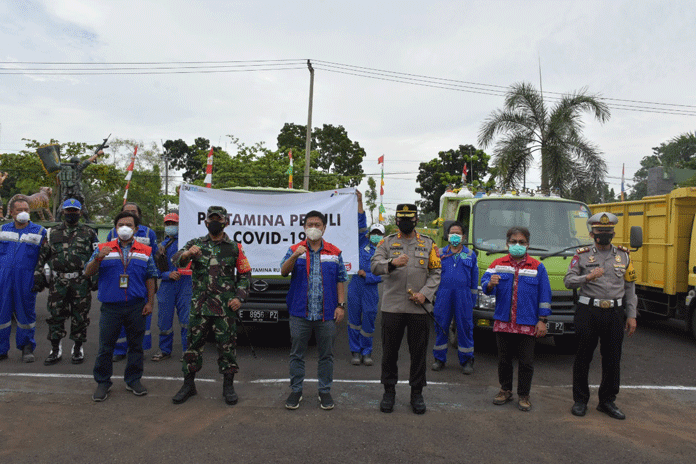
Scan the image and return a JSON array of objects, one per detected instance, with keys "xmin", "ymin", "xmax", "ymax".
[{"xmin": 1, "ymin": 0, "xmax": 694, "ymax": 213}]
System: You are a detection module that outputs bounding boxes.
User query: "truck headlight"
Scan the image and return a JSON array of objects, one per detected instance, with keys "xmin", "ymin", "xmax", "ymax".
[{"xmin": 477, "ymin": 288, "xmax": 496, "ymax": 310}]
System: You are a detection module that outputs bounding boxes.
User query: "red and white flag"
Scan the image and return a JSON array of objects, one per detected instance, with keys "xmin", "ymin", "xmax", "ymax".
[
  {"xmin": 123, "ymin": 145, "xmax": 138, "ymax": 204},
  {"xmin": 204, "ymin": 147, "xmax": 214, "ymax": 188},
  {"xmin": 461, "ymin": 164, "xmax": 468, "ymax": 184}
]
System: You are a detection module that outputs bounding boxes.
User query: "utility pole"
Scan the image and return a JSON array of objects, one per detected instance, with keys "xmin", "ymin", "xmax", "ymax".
[
  {"xmin": 303, "ymin": 59, "xmax": 314, "ymax": 191},
  {"xmin": 161, "ymin": 140, "xmax": 169, "ymax": 202}
]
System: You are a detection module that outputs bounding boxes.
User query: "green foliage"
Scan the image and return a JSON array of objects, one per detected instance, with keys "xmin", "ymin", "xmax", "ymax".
[
  {"xmin": 415, "ymin": 144, "xmax": 494, "ymax": 215},
  {"xmin": 365, "ymin": 177, "xmax": 378, "ymax": 223},
  {"xmin": 629, "ymin": 132, "xmax": 696, "ymax": 200},
  {"xmin": 277, "ymin": 123, "xmax": 366, "ymax": 188},
  {"xmin": 478, "ymin": 82, "xmax": 610, "ymax": 200}
]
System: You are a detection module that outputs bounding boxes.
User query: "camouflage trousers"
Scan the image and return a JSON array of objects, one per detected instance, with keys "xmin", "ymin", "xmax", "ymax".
[
  {"xmin": 46, "ymin": 277, "xmax": 92, "ymax": 343},
  {"xmin": 182, "ymin": 313, "xmax": 238, "ymax": 375}
]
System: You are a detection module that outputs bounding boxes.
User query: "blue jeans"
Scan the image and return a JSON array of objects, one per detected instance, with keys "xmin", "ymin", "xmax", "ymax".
[
  {"xmin": 289, "ymin": 316, "xmax": 336, "ymax": 393},
  {"xmin": 93, "ymin": 299, "xmax": 146, "ymax": 387}
]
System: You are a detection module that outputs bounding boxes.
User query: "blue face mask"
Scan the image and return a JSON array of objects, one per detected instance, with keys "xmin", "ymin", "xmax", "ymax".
[
  {"xmin": 165, "ymin": 225, "xmax": 178, "ymax": 236},
  {"xmin": 369, "ymin": 234, "xmax": 382, "ymax": 245},
  {"xmin": 508, "ymin": 244, "xmax": 527, "ymax": 257},
  {"xmin": 448, "ymin": 234, "xmax": 462, "ymax": 246}
]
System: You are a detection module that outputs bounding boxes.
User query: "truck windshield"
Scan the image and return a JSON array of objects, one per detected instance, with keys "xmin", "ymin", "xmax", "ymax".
[{"xmin": 471, "ymin": 199, "xmax": 592, "ymax": 254}]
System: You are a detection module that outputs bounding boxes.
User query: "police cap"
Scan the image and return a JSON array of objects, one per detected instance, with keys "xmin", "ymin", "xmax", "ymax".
[
  {"xmin": 395, "ymin": 204, "xmax": 417, "ymax": 218},
  {"xmin": 587, "ymin": 212, "xmax": 618, "ymax": 232}
]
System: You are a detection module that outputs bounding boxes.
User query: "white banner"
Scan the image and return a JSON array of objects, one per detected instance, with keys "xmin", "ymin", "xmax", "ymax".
[{"xmin": 179, "ymin": 185, "xmax": 359, "ymax": 275}]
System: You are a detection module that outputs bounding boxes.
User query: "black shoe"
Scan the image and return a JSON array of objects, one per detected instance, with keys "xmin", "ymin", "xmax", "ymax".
[
  {"xmin": 350, "ymin": 352, "xmax": 362, "ymax": 365},
  {"xmin": 92, "ymin": 384, "xmax": 112, "ymax": 402},
  {"xmin": 112, "ymin": 354, "xmax": 126, "ymax": 362},
  {"xmin": 126, "ymin": 380, "xmax": 148, "ymax": 396},
  {"xmin": 431, "ymin": 359, "xmax": 445, "ymax": 371},
  {"xmin": 22, "ymin": 345, "xmax": 35, "ymax": 363},
  {"xmin": 44, "ymin": 342, "xmax": 62, "ymax": 366},
  {"xmin": 380, "ymin": 391, "xmax": 396, "ymax": 413},
  {"xmin": 172, "ymin": 374, "xmax": 197, "ymax": 404},
  {"xmin": 285, "ymin": 391, "xmax": 303, "ymax": 410},
  {"xmin": 571, "ymin": 401, "xmax": 587, "ymax": 417},
  {"xmin": 71, "ymin": 343, "xmax": 84, "ymax": 364},
  {"xmin": 318, "ymin": 391, "xmax": 334, "ymax": 410},
  {"xmin": 223, "ymin": 373, "xmax": 238, "ymax": 405},
  {"xmin": 597, "ymin": 401, "xmax": 626, "ymax": 420},
  {"xmin": 0, "ymin": 353, "xmax": 7, "ymax": 361},
  {"xmin": 462, "ymin": 358, "xmax": 474, "ymax": 375},
  {"xmin": 410, "ymin": 392, "xmax": 426, "ymax": 415}
]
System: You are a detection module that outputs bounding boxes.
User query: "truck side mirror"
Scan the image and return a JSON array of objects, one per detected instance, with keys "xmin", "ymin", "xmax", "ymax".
[{"xmin": 630, "ymin": 226, "xmax": 643, "ymax": 250}]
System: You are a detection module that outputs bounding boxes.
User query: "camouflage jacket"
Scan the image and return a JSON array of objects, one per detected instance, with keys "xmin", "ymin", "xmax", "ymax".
[
  {"xmin": 174, "ymin": 233, "xmax": 252, "ymax": 317},
  {"xmin": 35, "ymin": 222, "xmax": 98, "ymax": 279}
]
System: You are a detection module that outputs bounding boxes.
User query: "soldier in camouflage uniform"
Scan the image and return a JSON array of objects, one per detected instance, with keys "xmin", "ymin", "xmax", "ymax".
[
  {"xmin": 33, "ymin": 199, "xmax": 98, "ymax": 365},
  {"xmin": 171, "ymin": 206, "xmax": 252, "ymax": 406}
]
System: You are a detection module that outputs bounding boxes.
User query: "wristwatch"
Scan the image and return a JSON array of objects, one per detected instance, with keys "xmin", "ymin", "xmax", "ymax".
[
  {"xmin": 539, "ymin": 317, "xmax": 548, "ymax": 323},
  {"xmin": 337, "ymin": 302, "xmax": 346, "ymax": 309}
]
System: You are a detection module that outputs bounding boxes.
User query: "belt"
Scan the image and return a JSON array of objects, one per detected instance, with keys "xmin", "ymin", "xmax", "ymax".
[
  {"xmin": 52, "ymin": 271, "xmax": 82, "ymax": 280},
  {"xmin": 578, "ymin": 295, "xmax": 622, "ymax": 309}
]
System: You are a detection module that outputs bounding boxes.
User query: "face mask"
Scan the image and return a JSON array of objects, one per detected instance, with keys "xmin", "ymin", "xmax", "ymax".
[
  {"xmin": 448, "ymin": 234, "xmax": 462, "ymax": 246},
  {"xmin": 594, "ymin": 233, "xmax": 613, "ymax": 246},
  {"xmin": 508, "ymin": 244, "xmax": 527, "ymax": 257},
  {"xmin": 117, "ymin": 225, "xmax": 134, "ymax": 241},
  {"xmin": 64, "ymin": 213, "xmax": 80, "ymax": 224},
  {"xmin": 16, "ymin": 212, "xmax": 30, "ymax": 223},
  {"xmin": 164, "ymin": 225, "xmax": 178, "ymax": 236},
  {"xmin": 206, "ymin": 221, "xmax": 225, "ymax": 236},
  {"xmin": 306, "ymin": 227, "xmax": 323, "ymax": 241},
  {"xmin": 369, "ymin": 234, "xmax": 382, "ymax": 245},
  {"xmin": 397, "ymin": 219, "xmax": 415, "ymax": 235}
]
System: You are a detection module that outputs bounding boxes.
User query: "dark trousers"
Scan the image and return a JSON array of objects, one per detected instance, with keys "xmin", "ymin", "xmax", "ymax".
[
  {"xmin": 381, "ymin": 312, "xmax": 428, "ymax": 389},
  {"xmin": 572, "ymin": 303, "xmax": 625, "ymax": 404},
  {"xmin": 93, "ymin": 299, "xmax": 146, "ymax": 387},
  {"xmin": 495, "ymin": 332, "xmax": 536, "ymax": 396}
]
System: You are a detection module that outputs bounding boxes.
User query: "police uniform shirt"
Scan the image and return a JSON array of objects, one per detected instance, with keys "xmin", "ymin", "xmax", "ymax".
[{"xmin": 564, "ymin": 245, "xmax": 637, "ymax": 318}]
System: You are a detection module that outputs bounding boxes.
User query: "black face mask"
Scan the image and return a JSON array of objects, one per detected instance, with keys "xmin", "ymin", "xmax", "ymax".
[
  {"xmin": 397, "ymin": 218, "xmax": 416, "ymax": 235},
  {"xmin": 206, "ymin": 221, "xmax": 225, "ymax": 236},
  {"xmin": 594, "ymin": 233, "xmax": 613, "ymax": 246},
  {"xmin": 64, "ymin": 213, "xmax": 80, "ymax": 224}
]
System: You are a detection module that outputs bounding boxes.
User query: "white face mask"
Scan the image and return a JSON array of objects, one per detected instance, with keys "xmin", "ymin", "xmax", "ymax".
[
  {"xmin": 117, "ymin": 225, "xmax": 134, "ymax": 241},
  {"xmin": 16, "ymin": 211, "xmax": 30, "ymax": 223},
  {"xmin": 306, "ymin": 227, "xmax": 323, "ymax": 241}
]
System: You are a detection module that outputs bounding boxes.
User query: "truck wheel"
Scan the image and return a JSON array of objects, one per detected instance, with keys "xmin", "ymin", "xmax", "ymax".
[{"xmin": 690, "ymin": 307, "xmax": 696, "ymax": 340}]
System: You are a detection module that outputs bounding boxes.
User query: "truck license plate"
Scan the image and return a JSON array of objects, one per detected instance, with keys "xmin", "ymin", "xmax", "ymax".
[
  {"xmin": 240, "ymin": 310, "xmax": 279, "ymax": 322},
  {"xmin": 546, "ymin": 321, "xmax": 564, "ymax": 335}
]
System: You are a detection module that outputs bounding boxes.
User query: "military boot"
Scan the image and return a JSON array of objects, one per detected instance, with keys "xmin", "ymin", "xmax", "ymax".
[
  {"xmin": 44, "ymin": 341, "xmax": 62, "ymax": 366},
  {"xmin": 380, "ymin": 385, "xmax": 396, "ymax": 413},
  {"xmin": 172, "ymin": 373, "xmax": 197, "ymax": 404},
  {"xmin": 410, "ymin": 388, "xmax": 426, "ymax": 415},
  {"xmin": 223, "ymin": 373, "xmax": 238, "ymax": 405}
]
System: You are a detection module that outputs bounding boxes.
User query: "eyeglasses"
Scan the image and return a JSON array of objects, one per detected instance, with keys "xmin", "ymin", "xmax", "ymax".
[{"xmin": 507, "ymin": 240, "xmax": 528, "ymax": 246}]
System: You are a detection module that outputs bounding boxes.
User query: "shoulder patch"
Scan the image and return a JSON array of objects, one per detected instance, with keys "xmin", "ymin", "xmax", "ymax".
[
  {"xmin": 617, "ymin": 245, "xmax": 630, "ymax": 253},
  {"xmin": 576, "ymin": 247, "xmax": 590, "ymax": 254}
]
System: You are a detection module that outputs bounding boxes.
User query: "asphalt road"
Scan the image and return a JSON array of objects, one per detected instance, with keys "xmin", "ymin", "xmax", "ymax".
[{"xmin": 1, "ymin": 290, "xmax": 696, "ymax": 463}]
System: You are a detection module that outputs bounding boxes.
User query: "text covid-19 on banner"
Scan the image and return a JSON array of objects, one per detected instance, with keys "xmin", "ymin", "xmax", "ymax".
[{"xmin": 178, "ymin": 185, "xmax": 359, "ymax": 275}]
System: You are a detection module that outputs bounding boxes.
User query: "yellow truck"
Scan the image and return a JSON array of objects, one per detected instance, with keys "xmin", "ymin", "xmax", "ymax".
[{"xmin": 590, "ymin": 187, "xmax": 696, "ymax": 339}]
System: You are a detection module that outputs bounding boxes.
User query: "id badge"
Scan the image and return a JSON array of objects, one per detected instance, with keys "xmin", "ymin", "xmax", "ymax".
[{"xmin": 119, "ymin": 274, "xmax": 129, "ymax": 289}]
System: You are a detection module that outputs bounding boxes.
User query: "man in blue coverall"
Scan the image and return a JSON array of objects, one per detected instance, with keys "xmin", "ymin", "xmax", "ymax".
[
  {"xmin": 347, "ymin": 190, "xmax": 384, "ymax": 366},
  {"xmin": 0, "ymin": 198, "xmax": 47, "ymax": 362},
  {"xmin": 431, "ymin": 221, "xmax": 478, "ymax": 375},
  {"xmin": 106, "ymin": 202, "xmax": 158, "ymax": 362},
  {"xmin": 152, "ymin": 213, "xmax": 192, "ymax": 361}
]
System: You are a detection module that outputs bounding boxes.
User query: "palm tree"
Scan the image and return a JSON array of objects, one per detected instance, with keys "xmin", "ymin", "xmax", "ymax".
[{"xmin": 478, "ymin": 82, "xmax": 610, "ymax": 196}]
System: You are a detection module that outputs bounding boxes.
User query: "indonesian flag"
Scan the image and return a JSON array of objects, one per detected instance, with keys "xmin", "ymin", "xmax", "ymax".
[
  {"xmin": 378, "ymin": 155, "xmax": 384, "ymax": 164},
  {"xmin": 461, "ymin": 163, "xmax": 468, "ymax": 184},
  {"xmin": 123, "ymin": 146, "xmax": 138, "ymax": 204},
  {"xmin": 287, "ymin": 150, "xmax": 293, "ymax": 189},
  {"xmin": 204, "ymin": 147, "xmax": 214, "ymax": 188}
]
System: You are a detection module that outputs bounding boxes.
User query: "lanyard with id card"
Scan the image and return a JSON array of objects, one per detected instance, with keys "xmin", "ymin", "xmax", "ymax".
[{"xmin": 119, "ymin": 245, "xmax": 133, "ymax": 289}]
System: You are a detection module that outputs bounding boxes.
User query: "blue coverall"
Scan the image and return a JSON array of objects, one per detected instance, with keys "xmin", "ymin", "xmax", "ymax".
[
  {"xmin": 432, "ymin": 245, "xmax": 478, "ymax": 365},
  {"xmin": 0, "ymin": 221, "xmax": 46, "ymax": 355},
  {"xmin": 156, "ymin": 235, "xmax": 192, "ymax": 354},
  {"xmin": 107, "ymin": 225, "xmax": 158, "ymax": 355},
  {"xmin": 347, "ymin": 212, "xmax": 381, "ymax": 356}
]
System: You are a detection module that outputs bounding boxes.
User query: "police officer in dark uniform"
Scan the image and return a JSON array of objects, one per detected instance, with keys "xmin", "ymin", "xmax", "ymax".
[{"xmin": 564, "ymin": 212, "xmax": 637, "ymax": 420}]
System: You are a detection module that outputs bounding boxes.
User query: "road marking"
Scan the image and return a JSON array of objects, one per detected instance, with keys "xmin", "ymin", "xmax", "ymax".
[{"xmin": 1, "ymin": 373, "xmax": 695, "ymax": 391}]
